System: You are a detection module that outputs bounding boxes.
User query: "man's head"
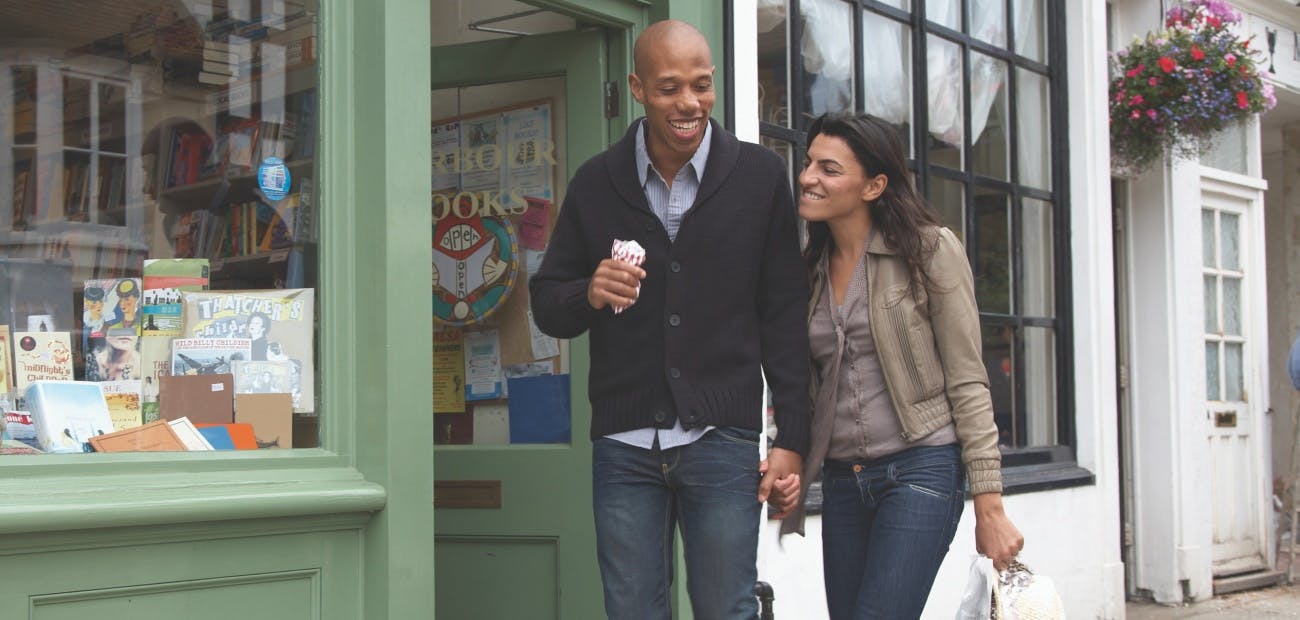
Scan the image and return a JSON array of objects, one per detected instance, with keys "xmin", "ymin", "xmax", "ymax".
[
  {"xmin": 248, "ymin": 313, "xmax": 270, "ymax": 339},
  {"xmin": 629, "ymin": 20, "xmax": 715, "ymax": 168}
]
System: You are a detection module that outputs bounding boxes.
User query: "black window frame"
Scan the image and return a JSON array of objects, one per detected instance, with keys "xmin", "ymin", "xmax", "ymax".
[{"xmin": 738, "ymin": 0, "xmax": 1092, "ymax": 495}]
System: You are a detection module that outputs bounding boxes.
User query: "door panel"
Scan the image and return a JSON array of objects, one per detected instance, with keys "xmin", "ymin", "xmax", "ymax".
[{"xmin": 430, "ymin": 28, "xmax": 605, "ymax": 619}]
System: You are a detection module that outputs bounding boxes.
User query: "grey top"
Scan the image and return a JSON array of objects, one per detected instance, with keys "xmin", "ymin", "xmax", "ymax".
[{"xmin": 808, "ymin": 246, "xmax": 956, "ymax": 461}]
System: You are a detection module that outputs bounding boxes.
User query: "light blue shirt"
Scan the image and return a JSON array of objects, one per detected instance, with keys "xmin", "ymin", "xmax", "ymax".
[{"xmin": 605, "ymin": 120, "xmax": 714, "ymax": 450}]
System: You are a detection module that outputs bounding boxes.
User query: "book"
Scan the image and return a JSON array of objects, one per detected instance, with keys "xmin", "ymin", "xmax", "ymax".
[
  {"xmin": 171, "ymin": 337, "xmax": 251, "ymax": 375},
  {"xmin": 158, "ymin": 373, "xmax": 234, "ymax": 424},
  {"xmin": 232, "ymin": 359, "xmax": 292, "ymax": 394},
  {"xmin": 84, "ymin": 329, "xmax": 142, "ymax": 382},
  {"xmin": 3, "ymin": 410, "xmax": 36, "ymax": 448},
  {"xmin": 84, "ymin": 277, "xmax": 144, "ymax": 335},
  {"xmin": 24, "ymin": 380, "xmax": 114, "ymax": 453},
  {"xmin": 181, "ymin": 288, "xmax": 314, "ymax": 413},
  {"xmin": 142, "ymin": 258, "xmax": 210, "ymax": 336},
  {"xmin": 0, "ymin": 257, "xmax": 74, "ymax": 335},
  {"xmin": 167, "ymin": 417, "xmax": 214, "ymax": 450},
  {"xmin": 235, "ymin": 392, "xmax": 292, "ymax": 448},
  {"xmin": 13, "ymin": 331, "xmax": 74, "ymax": 393},
  {"xmin": 0, "ymin": 325, "xmax": 12, "ymax": 394},
  {"xmin": 196, "ymin": 422, "xmax": 258, "ymax": 449},
  {"xmin": 89, "ymin": 418, "xmax": 187, "ymax": 452},
  {"xmin": 100, "ymin": 379, "xmax": 143, "ymax": 431},
  {"xmin": 140, "ymin": 335, "xmax": 171, "ymax": 422}
]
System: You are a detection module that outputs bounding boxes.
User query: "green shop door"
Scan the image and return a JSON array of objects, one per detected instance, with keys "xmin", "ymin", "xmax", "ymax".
[{"xmin": 429, "ymin": 27, "xmax": 607, "ymax": 620}]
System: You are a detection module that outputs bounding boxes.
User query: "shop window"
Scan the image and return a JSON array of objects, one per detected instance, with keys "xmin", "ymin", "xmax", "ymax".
[
  {"xmin": 753, "ymin": 0, "xmax": 1074, "ymax": 466},
  {"xmin": 0, "ymin": 0, "xmax": 320, "ymax": 455}
]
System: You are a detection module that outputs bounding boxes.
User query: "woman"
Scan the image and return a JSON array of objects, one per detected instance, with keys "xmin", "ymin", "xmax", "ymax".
[{"xmin": 779, "ymin": 113, "xmax": 1023, "ymax": 619}]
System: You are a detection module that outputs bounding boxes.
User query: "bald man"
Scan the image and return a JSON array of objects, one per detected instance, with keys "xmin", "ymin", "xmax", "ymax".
[{"xmin": 530, "ymin": 19, "xmax": 810, "ymax": 619}]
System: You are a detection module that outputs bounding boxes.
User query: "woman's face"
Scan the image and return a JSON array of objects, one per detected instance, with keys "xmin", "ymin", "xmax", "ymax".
[
  {"xmin": 108, "ymin": 334, "xmax": 136, "ymax": 351},
  {"xmin": 797, "ymin": 134, "xmax": 881, "ymax": 224}
]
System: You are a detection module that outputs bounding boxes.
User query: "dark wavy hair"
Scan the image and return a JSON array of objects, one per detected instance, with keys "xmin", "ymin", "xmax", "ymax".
[{"xmin": 801, "ymin": 112, "xmax": 942, "ymax": 303}]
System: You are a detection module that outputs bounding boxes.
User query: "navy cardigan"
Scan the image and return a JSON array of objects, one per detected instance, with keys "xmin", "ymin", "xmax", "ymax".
[{"xmin": 529, "ymin": 119, "xmax": 810, "ymax": 456}]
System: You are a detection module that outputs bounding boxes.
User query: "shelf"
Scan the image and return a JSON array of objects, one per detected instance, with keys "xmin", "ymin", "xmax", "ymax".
[{"xmin": 159, "ymin": 158, "xmax": 313, "ymax": 214}]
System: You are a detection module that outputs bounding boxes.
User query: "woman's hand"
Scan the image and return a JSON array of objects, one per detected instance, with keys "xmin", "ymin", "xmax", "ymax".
[{"xmin": 973, "ymin": 493, "xmax": 1023, "ymax": 571}]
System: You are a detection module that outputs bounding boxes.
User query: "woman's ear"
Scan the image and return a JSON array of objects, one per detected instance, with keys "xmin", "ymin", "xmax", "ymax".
[{"xmin": 861, "ymin": 173, "xmax": 889, "ymax": 203}]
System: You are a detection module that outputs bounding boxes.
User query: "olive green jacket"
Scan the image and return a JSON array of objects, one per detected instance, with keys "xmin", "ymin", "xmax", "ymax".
[{"xmin": 780, "ymin": 226, "xmax": 1002, "ymax": 536}]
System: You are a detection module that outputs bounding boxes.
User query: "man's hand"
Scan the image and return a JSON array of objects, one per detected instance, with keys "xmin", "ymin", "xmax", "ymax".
[
  {"xmin": 587, "ymin": 259, "xmax": 646, "ymax": 311},
  {"xmin": 758, "ymin": 447, "xmax": 803, "ymax": 519}
]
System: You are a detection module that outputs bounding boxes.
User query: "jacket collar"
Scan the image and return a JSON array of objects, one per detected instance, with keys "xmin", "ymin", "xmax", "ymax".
[{"xmin": 606, "ymin": 117, "xmax": 739, "ymax": 215}]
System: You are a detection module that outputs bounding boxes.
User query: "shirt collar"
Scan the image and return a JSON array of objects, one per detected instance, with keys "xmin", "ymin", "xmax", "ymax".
[{"xmin": 635, "ymin": 118, "xmax": 712, "ymax": 187}]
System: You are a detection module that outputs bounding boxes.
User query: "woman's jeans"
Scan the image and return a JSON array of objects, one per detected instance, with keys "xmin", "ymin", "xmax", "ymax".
[
  {"xmin": 821, "ymin": 443, "xmax": 966, "ymax": 619},
  {"xmin": 592, "ymin": 427, "xmax": 761, "ymax": 620}
]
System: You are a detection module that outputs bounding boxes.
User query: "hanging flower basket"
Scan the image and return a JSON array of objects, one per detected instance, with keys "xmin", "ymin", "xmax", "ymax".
[{"xmin": 1109, "ymin": 0, "xmax": 1276, "ymax": 175}]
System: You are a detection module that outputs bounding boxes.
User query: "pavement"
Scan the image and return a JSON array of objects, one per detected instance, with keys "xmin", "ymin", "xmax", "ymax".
[{"xmin": 1126, "ymin": 582, "xmax": 1300, "ymax": 618}]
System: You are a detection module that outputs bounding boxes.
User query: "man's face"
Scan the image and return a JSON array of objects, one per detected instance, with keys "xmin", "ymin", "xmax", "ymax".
[
  {"xmin": 629, "ymin": 34, "xmax": 715, "ymax": 165},
  {"xmin": 248, "ymin": 316, "xmax": 266, "ymax": 339}
]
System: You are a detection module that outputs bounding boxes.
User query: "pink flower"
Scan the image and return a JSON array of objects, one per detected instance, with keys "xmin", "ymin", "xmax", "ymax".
[
  {"xmin": 1127, "ymin": 63, "xmax": 1146, "ymax": 78},
  {"xmin": 1225, "ymin": 53, "xmax": 1237, "ymax": 66},
  {"xmin": 1159, "ymin": 56, "xmax": 1176, "ymax": 72},
  {"xmin": 1147, "ymin": 109, "xmax": 1158, "ymax": 120},
  {"xmin": 1130, "ymin": 110, "xmax": 1141, "ymax": 119},
  {"xmin": 1129, "ymin": 94, "xmax": 1145, "ymax": 107},
  {"xmin": 1149, "ymin": 77, "xmax": 1158, "ymax": 86},
  {"xmin": 1191, "ymin": 45, "xmax": 1205, "ymax": 61}
]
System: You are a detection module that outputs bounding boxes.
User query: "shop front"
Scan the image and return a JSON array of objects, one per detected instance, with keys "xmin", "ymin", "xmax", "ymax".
[{"xmin": 0, "ymin": 0, "xmax": 714, "ymax": 617}]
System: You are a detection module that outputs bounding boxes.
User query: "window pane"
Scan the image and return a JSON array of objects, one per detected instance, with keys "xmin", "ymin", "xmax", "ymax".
[
  {"xmin": 862, "ymin": 10, "xmax": 913, "ymax": 156},
  {"xmin": 927, "ymin": 0, "xmax": 960, "ymax": 30},
  {"xmin": 800, "ymin": 0, "xmax": 854, "ymax": 127},
  {"xmin": 983, "ymin": 324, "xmax": 1015, "ymax": 446},
  {"xmin": 1015, "ymin": 68, "xmax": 1050, "ymax": 189},
  {"xmin": 1024, "ymin": 325, "xmax": 1057, "ymax": 446},
  {"xmin": 1201, "ymin": 209, "xmax": 1216, "ymax": 268},
  {"xmin": 1012, "ymin": 0, "xmax": 1046, "ymax": 62},
  {"xmin": 1220, "ymin": 212, "xmax": 1240, "ymax": 271},
  {"xmin": 432, "ymin": 79, "xmax": 571, "ymax": 445},
  {"xmin": 970, "ymin": 0, "xmax": 1008, "ymax": 48},
  {"xmin": 926, "ymin": 175, "xmax": 964, "ymax": 239},
  {"xmin": 757, "ymin": 0, "xmax": 791, "ymax": 128},
  {"xmin": 1206, "ymin": 342, "xmax": 1221, "ymax": 401},
  {"xmin": 1021, "ymin": 198, "xmax": 1053, "ymax": 316},
  {"xmin": 880, "ymin": 0, "xmax": 910, "ymax": 10},
  {"xmin": 1224, "ymin": 342, "xmax": 1243, "ymax": 402},
  {"xmin": 1203, "ymin": 275, "xmax": 1218, "ymax": 333},
  {"xmin": 1222, "ymin": 277, "xmax": 1241, "ymax": 336},
  {"xmin": 971, "ymin": 54, "xmax": 1008, "ymax": 180},
  {"xmin": 0, "ymin": 1, "xmax": 322, "ymax": 453},
  {"xmin": 927, "ymin": 35, "xmax": 963, "ymax": 167},
  {"xmin": 1200, "ymin": 121, "xmax": 1248, "ymax": 175},
  {"xmin": 973, "ymin": 191, "xmax": 1010, "ymax": 314}
]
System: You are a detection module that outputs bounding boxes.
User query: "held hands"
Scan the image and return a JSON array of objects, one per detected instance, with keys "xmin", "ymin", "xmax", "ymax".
[
  {"xmin": 974, "ymin": 493, "xmax": 1024, "ymax": 571},
  {"xmin": 587, "ymin": 259, "xmax": 646, "ymax": 311},
  {"xmin": 758, "ymin": 447, "xmax": 803, "ymax": 519}
]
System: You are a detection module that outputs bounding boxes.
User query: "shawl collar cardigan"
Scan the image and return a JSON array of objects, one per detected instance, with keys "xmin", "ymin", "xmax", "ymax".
[{"xmin": 529, "ymin": 119, "xmax": 811, "ymax": 455}]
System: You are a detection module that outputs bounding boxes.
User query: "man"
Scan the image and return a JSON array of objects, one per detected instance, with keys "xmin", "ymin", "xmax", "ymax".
[{"xmin": 529, "ymin": 20, "xmax": 809, "ymax": 619}]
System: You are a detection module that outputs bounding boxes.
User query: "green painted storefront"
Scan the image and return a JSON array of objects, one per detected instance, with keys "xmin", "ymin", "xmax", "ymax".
[{"xmin": 0, "ymin": 1, "xmax": 726, "ymax": 618}]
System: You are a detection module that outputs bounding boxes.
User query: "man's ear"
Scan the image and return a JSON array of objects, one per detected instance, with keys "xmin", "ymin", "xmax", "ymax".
[
  {"xmin": 628, "ymin": 72, "xmax": 645, "ymax": 105},
  {"xmin": 861, "ymin": 173, "xmax": 888, "ymax": 203}
]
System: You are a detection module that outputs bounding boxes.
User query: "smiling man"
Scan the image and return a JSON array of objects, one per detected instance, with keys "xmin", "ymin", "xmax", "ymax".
[{"xmin": 529, "ymin": 19, "xmax": 810, "ymax": 620}]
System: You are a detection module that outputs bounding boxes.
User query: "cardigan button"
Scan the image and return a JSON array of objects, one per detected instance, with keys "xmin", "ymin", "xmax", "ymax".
[
  {"xmin": 653, "ymin": 410, "xmax": 667, "ymax": 423},
  {"xmin": 645, "ymin": 222, "xmax": 656, "ymax": 231},
  {"xmin": 668, "ymin": 314, "xmax": 681, "ymax": 327},
  {"xmin": 670, "ymin": 261, "xmax": 681, "ymax": 273},
  {"xmin": 669, "ymin": 367, "xmax": 681, "ymax": 379}
]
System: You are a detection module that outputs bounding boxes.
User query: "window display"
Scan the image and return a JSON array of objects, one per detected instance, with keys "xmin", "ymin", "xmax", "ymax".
[{"xmin": 0, "ymin": 0, "xmax": 319, "ymax": 454}]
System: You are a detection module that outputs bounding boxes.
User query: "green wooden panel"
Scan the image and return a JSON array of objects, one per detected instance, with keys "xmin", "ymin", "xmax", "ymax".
[
  {"xmin": 32, "ymin": 571, "xmax": 316, "ymax": 620},
  {"xmin": 430, "ymin": 28, "xmax": 605, "ymax": 620},
  {"xmin": 435, "ymin": 537, "xmax": 558, "ymax": 619}
]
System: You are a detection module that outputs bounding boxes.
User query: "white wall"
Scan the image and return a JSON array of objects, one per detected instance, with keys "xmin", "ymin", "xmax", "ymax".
[{"xmin": 741, "ymin": 0, "xmax": 1125, "ymax": 616}]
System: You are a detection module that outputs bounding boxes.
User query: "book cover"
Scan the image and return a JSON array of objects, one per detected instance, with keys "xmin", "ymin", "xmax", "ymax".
[
  {"xmin": 0, "ymin": 324, "xmax": 12, "ymax": 394},
  {"xmin": 182, "ymin": 288, "xmax": 314, "ymax": 413},
  {"xmin": 13, "ymin": 331, "xmax": 74, "ymax": 393},
  {"xmin": 24, "ymin": 380, "xmax": 114, "ymax": 454},
  {"xmin": 100, "ymin": 379, "xmax": 143, "ymax": 431},
  {"xmin": 3, "ymin": 410, "xmax": 36, "ymax": 447},
  {"xmin": 234, "ymin": 392, "xmax": 292, "ymax": 449},
  {"xmin": 196, "ymin": 422, "xmax": 258, "ymax": 449},
  {"xmin": 140, "ymin": 334, "xmax": 171, "ymax": 422},
  {"xmin": 172, "ymin": 337, "xmax": 251, "ymax": 375},
  {"xmin": 84, "ymin": 328, "xmax": 142, "ymax": 382},
  {"xmin": 89, "ymin": 418, "xmax": 186, "ymax": 452},
  {"xmin": 83, "ymin": 278, "xmax": 143, "ymax": 336},
  {"xmin": 196, "ymin": 424, "xmax": 235, "ymax": 449},
  {"xmin": 158, "ymin": 373, "xmax": 233, "ymax": 424},
  {"xmin": 232, "ymin": 359, "xmax": 292, "ymax": 394},
  {"xmin": 167, "ymin": 417, "xmax": 214, "ymax": 450},
  {"xmin": 142, "ymin": 258, "xmax": 210, "ymax": 336}
]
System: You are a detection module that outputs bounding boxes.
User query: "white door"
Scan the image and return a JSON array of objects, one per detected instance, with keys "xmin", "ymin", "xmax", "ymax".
[{"xmin": 1202, "ymin": 182, "xmax": 1269, "ymax": 572}]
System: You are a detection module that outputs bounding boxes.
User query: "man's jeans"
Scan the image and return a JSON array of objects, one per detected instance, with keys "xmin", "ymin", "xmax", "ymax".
[
  {"xmin": 593, "ymin": 427, "xmax": 761, "ymax": 620},
  {"xmin": 821, "ymin": 444, "xmax": 966, "ymax": 620}
]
